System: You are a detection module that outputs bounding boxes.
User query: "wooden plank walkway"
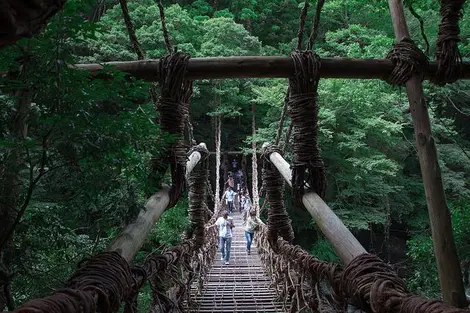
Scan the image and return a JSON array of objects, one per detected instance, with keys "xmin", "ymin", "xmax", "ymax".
[{"xmin": 187, "ymin": 212, "xmax": 287, "ymax": 312}]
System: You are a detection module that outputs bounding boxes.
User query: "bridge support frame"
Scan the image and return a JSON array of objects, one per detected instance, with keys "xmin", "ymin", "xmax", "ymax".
[
  {"xmin": 265, "ymin": 148, "xmax": 366, "ymax": 264},
  {"xmin": 107, "ymin": 143, "xmax": 207, "ymax": 262},
  {"xmin": 388, "ymin": 0, "xmax": 466, "ymax": 307}
]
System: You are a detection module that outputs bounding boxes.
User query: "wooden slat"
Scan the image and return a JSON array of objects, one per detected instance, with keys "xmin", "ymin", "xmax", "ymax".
[{"xmin": 185, "ymin": 213, "xmax": 288, "ymax": 312}]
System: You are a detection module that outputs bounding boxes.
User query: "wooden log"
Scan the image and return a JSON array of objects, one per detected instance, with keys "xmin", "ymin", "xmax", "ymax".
[
  {"xmin": 108, "ymin": 143, "xmax": 206, "ymax": 262},
  {"xmin": 209, "ymin": 151, "xmax": 261, "ymax": 155},
  {"xmin": 267, "ymin": 149, "xmax": 366, "ymax": 264},
  {"xmin": 388, "ymin": 0, "xmax": 466, "ymax": 307},
  {"xmin": 73, "ymin": 57, "xmax": 470, "ymax": 80},
  {"xmin": 186, "ymin": 143, "xmax": 207, "ymax": 177}
]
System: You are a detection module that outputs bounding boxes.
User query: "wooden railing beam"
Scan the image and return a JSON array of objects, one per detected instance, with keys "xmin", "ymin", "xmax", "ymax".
[
  {"xmin": 267, "ymin": 149, "xmax": 366, "ymax": 264},
  {"xmin": 73, "ymin": 56, "xmax": 470, "ymax": 81},
  {"xmin": 107, "ymin": 143, "xmax": 207, "ymax": 262}
]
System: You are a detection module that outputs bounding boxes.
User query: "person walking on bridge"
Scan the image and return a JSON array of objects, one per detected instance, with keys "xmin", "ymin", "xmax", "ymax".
[
  {"xmin": 207, "ymin": 210, "xmax": 234, "ymax": 265},
  {"xmin": 223, "ymin": 186, "xmax": 237, "ymax": 214},
  {"xmin": 244, "ymin": 210, "xmax": 262, "ymax": 255}
]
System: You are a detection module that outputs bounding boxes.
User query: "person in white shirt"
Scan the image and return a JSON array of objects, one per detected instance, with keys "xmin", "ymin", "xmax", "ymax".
[
  {"xmin": 223, "ymin": 187, "xmax": 237, "ymax": 214},
  {"xmin": 207, "ymin": 211, "xmax": 234, "ymax": 265}
]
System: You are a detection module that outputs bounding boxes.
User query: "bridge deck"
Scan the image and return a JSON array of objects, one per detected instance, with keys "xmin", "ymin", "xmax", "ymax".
[{"xmin": 188, "ymin": 212, "xmax": 287, "ymax": 312}]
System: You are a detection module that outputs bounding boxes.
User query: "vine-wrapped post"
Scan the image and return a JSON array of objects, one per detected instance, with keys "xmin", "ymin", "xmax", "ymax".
[
  {"xmin": 187, "ymin": 143, "xmax": 209, "ymax": 249},
  {"xmin": 107, "ymin": 143, "xmax": 208, "ymax": 262},
  {"xmin": 262, "ymin": 144, "xmax": 366, "ymax": 263},
  {"xmin": 388, "ymin": 0, "xmax": 466, "ymax": 307}
]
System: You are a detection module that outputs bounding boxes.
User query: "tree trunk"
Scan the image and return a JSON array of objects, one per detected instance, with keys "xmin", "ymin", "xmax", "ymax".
[
  {"xmin": 388, "ymin": 0, "xmax": 466, "ymax": 307},
  {"xmin": 0, "ymin": 0, "xmax": 67, "ymax": 47}
]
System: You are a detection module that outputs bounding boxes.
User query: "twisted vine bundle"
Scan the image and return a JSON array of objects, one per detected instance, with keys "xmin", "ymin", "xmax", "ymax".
[
  {"xmin": 149, "ymin": 52, "xmax": 193, "ymax": 208},
  {"xmin": 288, "ymin": 50, "xmax": 327, "ymax": 206}
]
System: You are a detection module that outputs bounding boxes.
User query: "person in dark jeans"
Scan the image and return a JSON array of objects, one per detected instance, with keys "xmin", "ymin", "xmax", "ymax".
[
  {"xmin": 244, "ymin": 210, "xmax": 262, "ymax": 255},
  {"xmin": 207, "ymin": 211, "xmax": 234, "ymax": 265},
  {"xmin": 224, "ymin": 186, "xmax": 236, "ymax": 214}
]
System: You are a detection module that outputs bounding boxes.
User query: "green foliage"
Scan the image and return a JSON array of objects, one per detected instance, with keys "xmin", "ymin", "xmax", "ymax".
[
  {"xmin": 406, "ymin": 200, "xmax": 470, "ymax": 298},
  {"xmin": 147, "ymin": 199, "xmax": 189, "ymax": 250},
  {"xmin": 311, "ymin": 237, "xmax": 340, "ymax": 263}
]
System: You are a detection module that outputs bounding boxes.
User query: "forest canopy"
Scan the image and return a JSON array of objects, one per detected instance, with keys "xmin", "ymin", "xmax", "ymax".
[{"xmin": 0, "ymin": 0, "xmax": 469, "ymax": 310}]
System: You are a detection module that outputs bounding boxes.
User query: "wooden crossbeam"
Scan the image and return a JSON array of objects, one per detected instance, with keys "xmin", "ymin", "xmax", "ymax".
[
  {"xmin": 74, "ymin": 56, "xmax": 470, "ymax": 80},
  {"xmin": 209, "ymin": 151, "xmax": 261, "ymax": 155}
]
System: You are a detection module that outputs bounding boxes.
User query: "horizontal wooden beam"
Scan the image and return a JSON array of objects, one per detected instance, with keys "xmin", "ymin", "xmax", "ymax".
[
  {"xmin": 73, "ymin": 56, "xmax": 470, "ymax": 80},
  {"xmin": 209, "ymin": 151, "xmax": 261, "ymax": 155},
  {"xmin": 266, "ymin": 147, "xmax": 366, "ymax": 264}
]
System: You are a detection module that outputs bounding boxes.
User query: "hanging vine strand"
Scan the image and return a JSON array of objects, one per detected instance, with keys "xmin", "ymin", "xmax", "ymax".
[
  {"xmin": 157, "ymin": 0, "xmax": 172, "ymax": 53},
  {"xmin": 118, "ymin": 0, "xmax": 145, "ymax": 60},
  {"xmin": 307, "ymin": 0, "xmax": 326, "ymax": 50}
]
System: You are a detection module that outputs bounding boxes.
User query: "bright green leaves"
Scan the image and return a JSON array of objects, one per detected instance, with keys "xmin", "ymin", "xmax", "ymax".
[
  {"xmin": 322, "ymin": 25, "xmax": 393, "ymax": 58},
  {"xmin": 199, "ymin": 18, "xmax": 261, "ymax": 56},
  {"xmin": 406, "ymin": 200, "xmax": 470, "ymax": 298}
]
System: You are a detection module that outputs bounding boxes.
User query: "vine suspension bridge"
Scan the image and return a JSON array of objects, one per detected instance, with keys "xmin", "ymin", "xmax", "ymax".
[{"xmin": 2, "ymin": 0, "xmax": 470, "ymax": 312}]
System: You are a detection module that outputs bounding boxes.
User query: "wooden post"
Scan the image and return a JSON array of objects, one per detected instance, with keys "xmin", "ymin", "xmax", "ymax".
[
  {"xmin": 107, "ymin": 144, "xmax": 207, "ymax": 262},
  {"xmin": 266, "ymin": 148, "xmax": 366, "ymax": 264},
  {"xmin": 186, "ymin": 143, "xmax": 207, "ymax": 177},
  {"xmin": 72, "ymin": 57, "xmax": 470, "ymax": 81},
  {"xmin": 388, "ymin": 0, "xmax": 466, "ymax": 307},
  {"xmin": 214, "ymin": 116, "xmax": 222, "ymax": 211},
  {"xmin": 251, "ymin": 103, "xmax": 260, "ymax": 215}
]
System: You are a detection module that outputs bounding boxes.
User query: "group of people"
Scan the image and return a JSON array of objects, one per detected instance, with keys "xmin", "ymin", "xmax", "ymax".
[
  {"xmin": 226, "ymin": 158, "xmax": 245, "ymax": 191},
  {"xmin": 207, "ymin": 157, "xmax": 261, "ymax": 265},
  {"xmin": 207, "ymin": 209, "xmax": 262, "ymax": 265},
  {"xmin": 223, "ymin": 186, "xmax": 251, "ymax": 214}
]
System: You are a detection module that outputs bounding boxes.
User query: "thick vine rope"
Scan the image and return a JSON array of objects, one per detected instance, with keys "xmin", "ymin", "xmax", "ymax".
[
  {"xmin": 262, "ymin": 145, "xmax": 294, "ymax": 248},
  {"xmin": 288, "ymin": 50, "xmax": 327, "ymax": 206},
  {"xmin": 433, "ymin": 0, "xmax": 466, "ymax": 85},
  {"xmin": 157, "ymin": 0, "xmax": 172, "ymax": 53},
  {"xmin": 186, "ymin": 144, "xmax": 209, "ymax": 249},
  {"xmin": 144, "ymin": 218, "xmax": 219, "ymax": 312},
  {"xmin": 340, "ymin": 253, "xmax": 470, "ymax": 313},
  {"xmin": 406, "ymin": 1, "xmax": 430, "ymax": 55},
  {"xmin": 10, "ymin": 252, "xmax": 139, "ymax": 313},
  {"xmin": 149, "ymin": 52, "xmax": 192, "ymax": 208},
  {"xmin": 386, "ymin": 38, "xmax": 429, "ymax": 85},
  {"xmin": 118, "ymin": 0, "xmax": 145, "ymax": 60},
  {"xmin": 256, "ymin": 227, "xmax": 344, "ymax": 312},
  {"xmin": 307, "ymin": 0, "xmax": 326, "ymax": 50}
]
